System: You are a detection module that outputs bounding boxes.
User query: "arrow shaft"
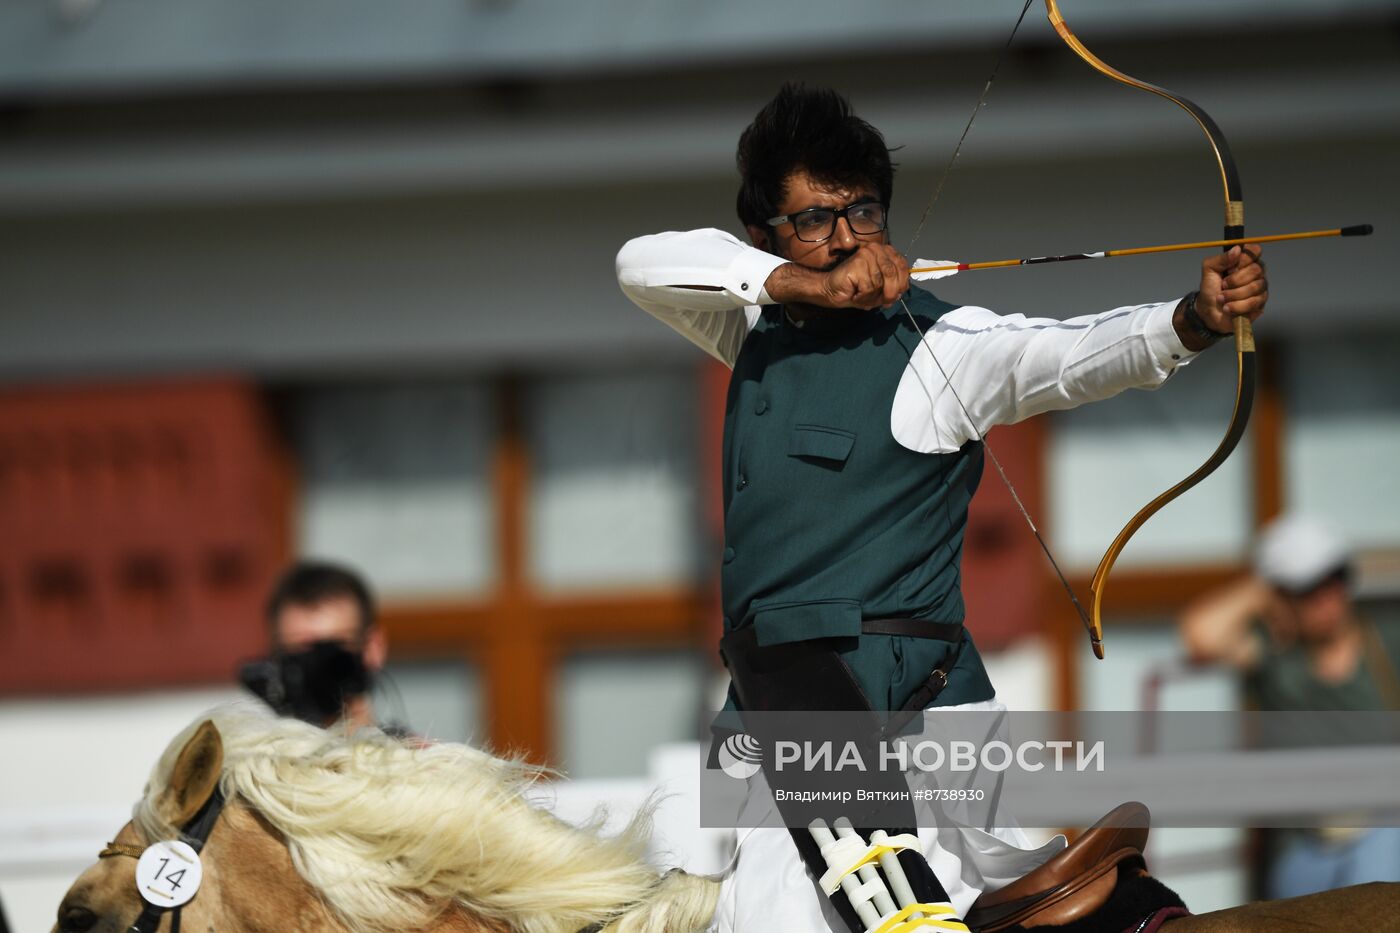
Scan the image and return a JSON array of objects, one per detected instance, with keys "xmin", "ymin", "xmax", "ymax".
[{"xmin": 911, "ymin": 225, "xmax": 1371, "ymax": 276}]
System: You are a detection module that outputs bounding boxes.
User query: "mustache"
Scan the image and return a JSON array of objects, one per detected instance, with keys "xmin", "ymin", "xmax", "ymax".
[{"xmin": 820, "ymin": 251, "xmax": 855, "ymax": 272}]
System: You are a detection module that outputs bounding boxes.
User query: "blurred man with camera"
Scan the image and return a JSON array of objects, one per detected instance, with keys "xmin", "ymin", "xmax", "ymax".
[{"xmin": 240, "ymin": 560, "xmax": 386, "ymax": 731}]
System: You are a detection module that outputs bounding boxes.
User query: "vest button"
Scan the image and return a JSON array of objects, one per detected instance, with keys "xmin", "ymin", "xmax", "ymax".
[
  {"xmin": 754, "ymin": 399, "xmax": 768, "ymax": 415},
  {"xmin": 723, "ymin": 547, "xmax": 736, "ymax": 564},
  {"xmin": 737, "ymin": 474, "xmax": 748, "ymax": 490}
]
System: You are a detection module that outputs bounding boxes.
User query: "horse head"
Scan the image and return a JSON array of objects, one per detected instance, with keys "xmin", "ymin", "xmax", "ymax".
[{"xmin": 54, "ymin": 720, "xmax": 225, "ymax": 932}]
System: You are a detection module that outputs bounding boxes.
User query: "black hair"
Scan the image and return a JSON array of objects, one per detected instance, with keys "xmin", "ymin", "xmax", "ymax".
[
  {"xmin": 735, "ymin": 83, "xmax": 896, "ymax": 230},
  {"xmin": 265, "ymin": 560, "xmax": 376, "ymax": 637}
]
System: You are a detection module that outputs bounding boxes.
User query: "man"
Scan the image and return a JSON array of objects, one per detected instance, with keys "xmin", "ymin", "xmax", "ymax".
[
  {"xmin": 617, "ymin": 84, "xmax": 1267, "ymax": 930},
  {"xmin": 1181, "ymin": 515, "xmax": 1400, "ymax": 898},
  {"xmin": 242, "ymin": 560, "xmax": 387, "ymax": 731}
]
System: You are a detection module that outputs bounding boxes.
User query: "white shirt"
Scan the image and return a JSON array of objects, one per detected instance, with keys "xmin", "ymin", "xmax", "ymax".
[{"xmin": 617, "ymin": 228, "xmax": 1199, "ymax": 454}]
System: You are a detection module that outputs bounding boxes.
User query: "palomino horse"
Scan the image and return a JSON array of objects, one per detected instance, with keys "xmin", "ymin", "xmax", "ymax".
[
  {"xmin": 53, "ymin": 709, "xmax": 719, "ymax": 933},
  {"xmin": 53, "ymin": 709, "xmax": 1398, "ymax": 932}
]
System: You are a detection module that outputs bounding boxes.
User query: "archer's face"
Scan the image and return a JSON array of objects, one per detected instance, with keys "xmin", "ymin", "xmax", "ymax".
[{"xmin": 753, "ymin": 168, "xmax": 888, "ymax": 269}]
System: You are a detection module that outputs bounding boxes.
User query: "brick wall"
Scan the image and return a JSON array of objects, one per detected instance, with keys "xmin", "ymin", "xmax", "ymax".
[{"xmin": 0, "ymin": 379, "xmax": 290, "ymax": 693}]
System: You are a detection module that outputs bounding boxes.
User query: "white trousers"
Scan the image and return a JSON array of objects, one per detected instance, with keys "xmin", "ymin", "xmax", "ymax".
[{"xmin": 706, "ymin": 700, "xmax": 1066, "ymax": 933}]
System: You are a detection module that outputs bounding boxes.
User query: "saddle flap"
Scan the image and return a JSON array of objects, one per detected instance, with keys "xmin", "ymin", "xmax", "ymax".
[{"xmin": 966, "ymin": 802, "xmax": 1150, "ymax": 931}]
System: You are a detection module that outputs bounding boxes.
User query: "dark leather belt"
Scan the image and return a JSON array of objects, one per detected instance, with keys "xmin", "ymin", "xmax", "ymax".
[{"xmin": 861, "ymin": 617, "xmax": 963, "ymax": 641}]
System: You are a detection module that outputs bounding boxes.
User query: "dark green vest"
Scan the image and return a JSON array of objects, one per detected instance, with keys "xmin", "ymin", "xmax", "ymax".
[{"xmin": 721, "ymin": 286, "xmax": 995, "ymax": 710}]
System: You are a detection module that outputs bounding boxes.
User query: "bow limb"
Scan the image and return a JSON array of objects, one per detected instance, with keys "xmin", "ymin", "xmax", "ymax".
[{"xmin": 1045, "ymin": 0, "xmax": 1257, "ymax": 658}]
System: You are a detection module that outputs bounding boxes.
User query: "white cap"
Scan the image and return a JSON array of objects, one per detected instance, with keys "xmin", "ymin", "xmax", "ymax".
[{"xmin": 1254, "ymin": 515, "xmax": 1350, "ymax": 593}]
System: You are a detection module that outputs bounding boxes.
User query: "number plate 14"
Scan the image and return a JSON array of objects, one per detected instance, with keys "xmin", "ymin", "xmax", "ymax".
[{"xmin": 135, "ymin": 840, "xmax": 204, "ymax": 907}]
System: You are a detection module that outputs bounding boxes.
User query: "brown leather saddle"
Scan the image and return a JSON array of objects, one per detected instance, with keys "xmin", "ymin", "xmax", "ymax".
[{"xmin": 964, "ymin": 802, "xmax": 1150, "ymax": 931}]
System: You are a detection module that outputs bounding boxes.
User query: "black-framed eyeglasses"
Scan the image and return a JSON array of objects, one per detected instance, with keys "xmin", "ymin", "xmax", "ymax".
[{"xmin": 765, "ymin": 200, "xmax": 888, "ymax": 243}]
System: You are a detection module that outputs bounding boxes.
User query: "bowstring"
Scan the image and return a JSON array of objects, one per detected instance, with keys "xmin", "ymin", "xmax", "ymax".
[{"xmin": 899, "ymin": 0, "xmax": 1096, "ymax": 639}]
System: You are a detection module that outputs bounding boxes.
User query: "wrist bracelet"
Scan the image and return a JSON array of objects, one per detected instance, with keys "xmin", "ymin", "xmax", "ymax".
[{"xmin": 1181, "ymin": 291, "xmax": 1227, "ymax": 345}]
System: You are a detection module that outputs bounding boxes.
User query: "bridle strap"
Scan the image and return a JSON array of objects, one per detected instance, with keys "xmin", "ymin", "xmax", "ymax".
[
  {"xmin": 181, "ymin": 785, "xmax": 227, "ymax": 854},
  {"xmin": 129, "ymin": 903, "xmax": 171, "ymax": 933}
]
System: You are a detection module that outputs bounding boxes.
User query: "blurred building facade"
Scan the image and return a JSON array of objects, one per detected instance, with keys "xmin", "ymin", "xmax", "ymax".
[{"xmin": 2, "ymin": 0, "xmax": 1399, "ymax": 926}]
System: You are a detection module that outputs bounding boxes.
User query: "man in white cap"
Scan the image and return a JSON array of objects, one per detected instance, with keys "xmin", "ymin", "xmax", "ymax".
[{"xmin": 1181, "ymin": 514, "xmax": 1400, "ymax": 898}]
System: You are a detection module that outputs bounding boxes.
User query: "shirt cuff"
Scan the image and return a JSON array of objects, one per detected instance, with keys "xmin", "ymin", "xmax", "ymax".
[
  {"xmin": 1144, "ymin": 297, "xmax": 1199, "ymax": 369},
  {"xmin": 723, "ymin": 250, "xmax": 788, "ymax": 306}
]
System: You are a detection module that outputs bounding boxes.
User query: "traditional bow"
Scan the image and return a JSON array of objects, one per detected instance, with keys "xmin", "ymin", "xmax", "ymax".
[
  {"xmin": 1046, "ymin": 0, "xmax": 1256, "ymax": 659},
  {"xmin": 900, "ymin": 1, "xmax": 1260, "ymax": 659}
]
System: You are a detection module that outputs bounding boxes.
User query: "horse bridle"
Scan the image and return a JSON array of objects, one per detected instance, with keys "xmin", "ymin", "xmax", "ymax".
[{"xmin": 99, "ymin": 786, "xmax": 227, "ymax": 933}]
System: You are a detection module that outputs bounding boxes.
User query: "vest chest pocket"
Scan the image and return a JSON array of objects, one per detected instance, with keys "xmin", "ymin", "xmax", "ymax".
[{"xmin": 788, "ymin": 424, "xmax": 856, "ymax": 466}]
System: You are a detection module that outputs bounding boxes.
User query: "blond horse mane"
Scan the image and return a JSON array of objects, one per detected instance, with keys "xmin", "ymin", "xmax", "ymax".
[{"xmin": 134, "ymin": 706, "xmax": 718, "ymax": 933}]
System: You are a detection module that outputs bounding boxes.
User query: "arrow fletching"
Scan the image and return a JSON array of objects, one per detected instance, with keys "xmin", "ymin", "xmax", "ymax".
[{"xmin": 910, "ymin": 260, "xmax": 962, "ymax": 281}]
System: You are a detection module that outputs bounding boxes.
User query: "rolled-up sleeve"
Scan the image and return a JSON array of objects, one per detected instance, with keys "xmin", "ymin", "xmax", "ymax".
[
  {"xmin": 616, "ymin": 229, "xmax": 787, "ymax": 367},
  {"xmin": 892, "ymin": 297, "xmax": 1198, "ymax": 453}
]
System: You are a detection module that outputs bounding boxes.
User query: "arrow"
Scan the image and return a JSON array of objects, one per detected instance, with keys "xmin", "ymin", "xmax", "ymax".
[{"xmin": 911, "ymin": 224, "xmax": 1372, "ymax": 280}]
